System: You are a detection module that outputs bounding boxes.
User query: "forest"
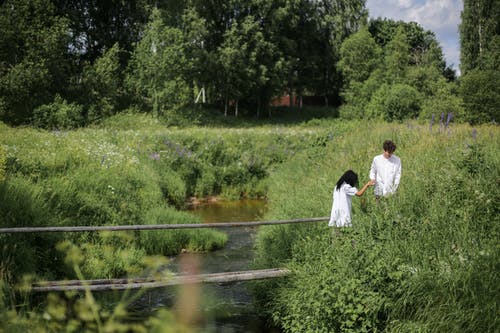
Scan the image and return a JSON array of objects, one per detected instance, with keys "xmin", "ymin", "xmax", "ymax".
[
  {"xmin": 1, "ymin": 0, "xmax": 499, "ymax": 332},
  {"xmin": 0, "ymin": 0, "xmax": 497, "ymax": 126}
]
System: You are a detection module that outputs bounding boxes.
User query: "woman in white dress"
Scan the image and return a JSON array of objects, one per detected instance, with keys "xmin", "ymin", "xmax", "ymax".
[{"xmin": 329, "ymin": 170, "xmax": 375, "ymax": 227}]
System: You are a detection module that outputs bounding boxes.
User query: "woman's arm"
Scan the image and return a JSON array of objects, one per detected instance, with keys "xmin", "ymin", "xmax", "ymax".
[{"xmin": 355, "ymin": 180, "xmax": 375, "ymax": 196}]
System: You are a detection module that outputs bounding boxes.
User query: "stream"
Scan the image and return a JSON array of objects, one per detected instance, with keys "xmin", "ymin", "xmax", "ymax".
[{"xmin": 132, "ymin": 199, "xmax": 281, "ymax": 332}]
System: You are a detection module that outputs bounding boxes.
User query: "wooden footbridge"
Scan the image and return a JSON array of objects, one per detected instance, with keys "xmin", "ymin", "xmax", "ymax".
[{"xmin": 0, "ymin": 217, "xmax": 328, "ymax": 292}]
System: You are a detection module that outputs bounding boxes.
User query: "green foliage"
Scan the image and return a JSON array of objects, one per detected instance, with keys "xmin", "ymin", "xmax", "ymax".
[
  {"xmin": 0, "ymin": 143, "xmax": 5, "ymax": 182},
  {"xmin": 365, "ymin": 84, "xmax": 420, "ymax": 121},
  {"xmin": 369, "ymin": 18, "xmax": 446, "ymax": 72},
  {"xmin": 82, "ymin": 43, "xmax": 123, "ymax": 123},
  {"xmin": 383, "ymin": 84, "xmax": 421, "ymax": 121},
  {"xmin": 339, "ymin": 70, "xmax": 385, "ymax": 120},
  {"xmin": 340, "ymin": 19, "xmax": 455, "ymax": 123},
  {"xmin": 403, "ymin": 66, "xmax": 443, "ymax": 97},
  {"xmin": 459, "ymin": 69, "xmax": 500, "ymax": 124},
  {"xmin": 0, "ymin": 0, "xmax": 71, "ymax": 125},
  {"xmin": 459, "ymin": 0, "xmax": 500, "ymax": 124},
  {"xmin": 419, "ymin": 82, "xmax": 465, "ymax": 123},
  {"xmin": 138, "ymin": 207, "xmax": 227, "ymax": 255},
  {"xmin": 338, "ymin": 28, "xmax": 382, "ymax": 84},
  {"xmin": 32, "ymin": 95, "xmax": 84, "ymax": 129},
  {"xmin": 384, "ymin": 27, "xmax": 410, "ymax": 82},
  {"xmin": 126, "ymin": 8, "xmax": 192, "ymax": 117},
  {"xmin": 0, "ymin": 177, "xmax": 66, "ymax": 279},
  {"xmin": 274, "ymin": 233, "xmax": 403, "ymax": 333},
  {"xmin": 217, "ymin": 15, "xmax": 274, "ymax": 115},
  {"xmin": 254, "ymin": 121, "xmax": 499, "ymax": 333},
  {"xmin": 459, "ymin": 0, "xmax": 500, "ymax": 74}
]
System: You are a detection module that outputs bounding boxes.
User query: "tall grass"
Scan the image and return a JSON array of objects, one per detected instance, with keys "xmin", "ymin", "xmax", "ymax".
[
  {"xmin": 0, "ymin": 112, "xmax": 344, "ymax": 332},
  {"xmin": 253, "ymin": 122, "xmax": 499, "ymax": 332},
  {"xmin": 0, "ymin": 113, "xmax": 339, "ymax": 282},
  {"xmin": 2, "ymin": 116, "xmax": 498, "ymax": 331}
]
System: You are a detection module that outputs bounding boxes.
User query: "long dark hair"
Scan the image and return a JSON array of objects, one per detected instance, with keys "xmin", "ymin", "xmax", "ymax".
[{"xmin": 335, "ymin": 170, "xmax": 359, "ymax": 190}]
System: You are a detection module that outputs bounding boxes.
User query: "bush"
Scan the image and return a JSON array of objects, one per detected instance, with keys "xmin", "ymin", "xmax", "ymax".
[
  {"xmin": 419, "ymin": 83, "xmax": 465, "ymax": 123},
  {"xmin": 340, "ymin": 70, "xmax": 385, "ymax": 120},
  {"xmin": 366, "ymin": 84, "xmax": 421, "ymax": 122},
  {"xmin": 32, "ymin": 95, "xmax": 83, "ymax": 129},
  {"xmin": 273, "ymin": 233, "xmax": 403, "ymax": 333}
]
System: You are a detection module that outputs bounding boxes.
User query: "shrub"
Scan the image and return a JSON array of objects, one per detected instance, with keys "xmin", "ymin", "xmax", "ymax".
[
  {"xmin": 32, "ymin": 95, "xmax": 83, "ymax": 129},
  {"xmin": 419, "ymin": 83, "xmax": 465, "ymax": 123},
  {"xmin": 274, "ymin": 233, "xmax": 402, "ymax": 333},
  {"xmin": 366, "ymin": 84, "xmax": 421, "ymax": 121}
]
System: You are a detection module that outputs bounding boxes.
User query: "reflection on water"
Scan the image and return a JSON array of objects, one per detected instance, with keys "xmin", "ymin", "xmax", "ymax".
[
  {"xmin": 133, "ymin": 199, "xmax": 282, "ymax": 333},
  {"xmin": 189, "ymin": 199, "xmax": 269, "ymax": 223}
]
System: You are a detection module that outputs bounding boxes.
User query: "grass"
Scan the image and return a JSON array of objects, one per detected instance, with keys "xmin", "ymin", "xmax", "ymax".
[
  {"xmin": 0, "ymin": 111, "xmax": 343, "ymax": 282},
  {"xmin": 253, "ymin": 121, "xmax": 499, "ymax": 332},
  {"xmin": 0, "ymin": 116, "xmax": 498, "ymax": 332}
]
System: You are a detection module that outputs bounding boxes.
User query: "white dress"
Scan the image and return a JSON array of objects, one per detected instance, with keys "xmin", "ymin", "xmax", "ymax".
[{"xmin": 328, "ymin": 183, "xmax": 358, "ymax": 227}]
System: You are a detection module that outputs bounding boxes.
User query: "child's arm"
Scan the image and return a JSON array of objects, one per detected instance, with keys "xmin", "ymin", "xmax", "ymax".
[{"xmin": 355, "ymin": 180, "xmax": 375, "ymax": 196}]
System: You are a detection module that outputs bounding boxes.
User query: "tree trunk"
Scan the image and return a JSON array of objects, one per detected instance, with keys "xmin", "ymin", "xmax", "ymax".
[{"xmin": 224, "ymin": 92, "xmax": 228, "ymax": 117}]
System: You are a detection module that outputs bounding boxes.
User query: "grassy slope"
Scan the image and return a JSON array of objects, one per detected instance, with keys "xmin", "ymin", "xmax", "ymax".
[{"xmin": 254, "ymin": 121, "xmax": 499, "ymax": 332}]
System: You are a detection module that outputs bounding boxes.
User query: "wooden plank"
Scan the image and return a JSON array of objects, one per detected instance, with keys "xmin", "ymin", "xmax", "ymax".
[
  {"xmin": 0, "ymin": 217, "xmax": 328, "ymax": 234},
  {"xmin": 31, "ymin": 268, "xmax": 291, "ymax": 292}
]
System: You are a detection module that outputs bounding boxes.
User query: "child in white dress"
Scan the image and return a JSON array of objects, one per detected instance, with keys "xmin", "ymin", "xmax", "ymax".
[{"xmin": 329, "ymin": 170, "xmax": 375, "ymax": 227}]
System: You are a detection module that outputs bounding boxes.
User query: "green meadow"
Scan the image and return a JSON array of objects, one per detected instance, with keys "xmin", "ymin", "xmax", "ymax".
[
  {"xmin": 253, "ymin": 120, "xmax": 499, "ymax": 332},
  {"xmin": 1, "ymin": 114, "xmax": 498, "ymax": 332}
]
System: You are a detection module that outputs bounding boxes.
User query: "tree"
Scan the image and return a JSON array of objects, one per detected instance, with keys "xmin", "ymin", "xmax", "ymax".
[
  {"xmin": 460, "ymin": 0, "xmax": 500, "ymax": 74},
  {"xmin": 366, "ymin": 83, "xmax": 421, "ymax": 121},
  {"xmin": 0, "ymin": 0, "xmax": 71, "ymax": 125},
  {"xmin": 309, "ymin": 0, "xmax": 368, "ymax": 106},
  {"xmin": 126, "ymin": 9, "xmax": 192, "ymax": 117},
  {"xmin": 460, "ymin": 69, "xmax": 500, "ymax": 123},
  {"xmin": 82, "ymin": 43, "xmax": 123, "ymax": 123},
  {"xmin": 459, "ymin": 0, "xmax": 500, "ymax": 123},
  {"xmin": 337, "ymin": 27, "xmax": 382, "ymax": 119},
  {"xmin": 384, "ymin": 27, "xmax": 410, "ymax": 83},
  {"xmin": 369, "ymin": 18, "xmax": 448, "ymax": 75},
  {"xmin": 217, "ymin": 16, "xmax": 272, "ymax": 116},
  {"xmin": 338, "ymin": 28, "xmax": 382, "ymax": 85},
  {"xmin": 52, "ymin": 0, "xmax": 155, "ymax": 65}
]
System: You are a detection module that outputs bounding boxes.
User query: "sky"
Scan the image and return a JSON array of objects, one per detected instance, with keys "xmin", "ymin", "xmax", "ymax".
[{"xmin": 366, "ymin": 0, "xmax": 463, "ymax": 74}]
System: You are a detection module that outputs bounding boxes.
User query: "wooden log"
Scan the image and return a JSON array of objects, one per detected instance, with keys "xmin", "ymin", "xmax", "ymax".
[
  {"xmin": 31, "ymin": 268, "xmax": 291, "ymax": 292},
  {"xmin": 0, "ymin": 217, "xmax": 328, "ymax": 234}
]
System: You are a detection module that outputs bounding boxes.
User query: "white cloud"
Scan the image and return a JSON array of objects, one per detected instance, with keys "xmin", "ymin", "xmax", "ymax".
[
  {"xmin": 396, "ymin": 0, "xmax": 413, "ymax": 9},
  {"xmin": 366, "ymin": 0, "xmax": 463, "ymax": 73}
]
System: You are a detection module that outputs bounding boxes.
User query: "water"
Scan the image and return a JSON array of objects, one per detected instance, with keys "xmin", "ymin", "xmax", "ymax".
[{"xmin": 132, "ymin": 199, "xmax": 281, "ymax": 333}]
